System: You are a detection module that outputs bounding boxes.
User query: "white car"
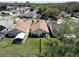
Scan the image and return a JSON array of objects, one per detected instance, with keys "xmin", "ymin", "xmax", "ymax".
[{"xmin": 63, "ymin": 34, "xmax": 76, "ymax": 38}]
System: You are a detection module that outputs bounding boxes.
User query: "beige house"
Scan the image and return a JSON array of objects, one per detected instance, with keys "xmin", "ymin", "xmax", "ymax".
[{"xmin": 31, "ymin": 20, "xmax": 49, "ymax": 37}]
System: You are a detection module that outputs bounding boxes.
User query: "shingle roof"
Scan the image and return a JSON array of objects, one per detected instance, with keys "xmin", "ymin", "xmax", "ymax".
[
  {"xmin": 0, "ymin": 25, "xmax": 6, "ymax": 31},
  {"xmin": 15, "ymin": 20, "xmax": 32, "ymax": 32},
  {"xmin": 31, "ymin": 20, "xmax": 49, "ymax": 33}
]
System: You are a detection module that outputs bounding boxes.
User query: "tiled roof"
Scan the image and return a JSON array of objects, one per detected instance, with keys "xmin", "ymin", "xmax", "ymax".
[
  {"xmin": 31, "ymin": 20, "xmax": 49, "ymax": 33},
  {"xmin": 15, "ymin": 20, "xmax": 32, "ymax": 32}
]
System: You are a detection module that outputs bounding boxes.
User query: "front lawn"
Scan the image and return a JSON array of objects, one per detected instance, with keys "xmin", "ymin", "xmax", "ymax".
[
  {"xmin": 0, "ymin": 37, "xmax": 53, "ymax": 57},
  {"xmin": 0, "ymin": 38, "xmax": 13, "ymax": 48}
]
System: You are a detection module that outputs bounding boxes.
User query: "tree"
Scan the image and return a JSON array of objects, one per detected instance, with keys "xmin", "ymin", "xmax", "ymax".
[
  {"xmin": 43, "ymin": 38, "xmax": 79, "ymax": 57},
  {"xmin": 26, "ymin": 1, "xmax": 31, "ymax": 7},
  {"xmin": 37, "ymin": 5, "xmax": 60, "ymax": 20},
  {"xmin": 30, "ymin": 5, "xmax": 36, "ymax": 11},
  {"xmin": 43, "ymin": 20, "xmax": 79, "ymax": 57},
  {"xmin": 0, "ymin": 5, "xmax": 7, "ymax": 11}
]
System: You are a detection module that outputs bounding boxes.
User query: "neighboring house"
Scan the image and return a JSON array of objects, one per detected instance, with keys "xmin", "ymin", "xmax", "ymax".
[
  {"xmin": 0, "ymin": 11, "xmax": 12, "ymax": 16},
  {"xmin": 0, "ymin": 18, "xmax": 14, "ymax": 30},
  {"xmin": 26, "ymin": 11, "xmax": 34, "ymax": 18},
  {"xmin": 11, "ymin": 10, "xmax": 22, "ymax": 16},
  {"xmin": 25, "ymin": 10, "xmax": 38, "ymax": 19},
  {"xmin": 7, "ymin": 6, "xmax": 16, "ymax": 11},
  {"xmin": 7, "ymin": 20, "xmax": 32, "ymax": 43},
  {"xmin": 0, "ymin": 25, "xmax": 7, "ymax": 42},
  {"xmin": 0, "ymin": 25, "xmax": 8, "ymax": 34},
  {"xmin": 73, "ymin": 12, "xmax": 79, "ymax": 18},
  {"xmin": 47, "ymin": 20, "xmax": 60, "ymax": 37},
  {"xmin": 0, "ymin": 19, "xmax": 14, "ymax": 41},
  {"xmin": 59, "ymin": 11, "xmax": 71, "ymax": 18},
  {"xmin": 10, "ymin": 7, "xmax": 30, "ymax": 16},
  {"xmin": 31, "ymin": 20, "xmax": 49, "ymax": 37},
  {"xmin": 16, "ymin": 7, "xmax": 30, "ymax": 13}
]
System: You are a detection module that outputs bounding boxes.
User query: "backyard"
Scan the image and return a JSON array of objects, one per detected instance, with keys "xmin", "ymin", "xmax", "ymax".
[{"xmin": 0, "ymin": 37, "xmax": 53, "ymax": 57}]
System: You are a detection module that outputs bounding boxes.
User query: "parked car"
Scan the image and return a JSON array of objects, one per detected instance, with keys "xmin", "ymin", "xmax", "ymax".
[{"xmin": 63, "ymin": 34, "xmax": 76, "ymax": 38}]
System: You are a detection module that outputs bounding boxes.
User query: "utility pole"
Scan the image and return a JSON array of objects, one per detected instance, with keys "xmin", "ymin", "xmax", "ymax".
[{"xmin": 39, "ymin": 39, "xmax": 41, "ymax": 54}]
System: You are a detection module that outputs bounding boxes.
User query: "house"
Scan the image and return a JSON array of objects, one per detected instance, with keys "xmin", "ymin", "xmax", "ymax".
[
  {"xmin": 59, "ymin": 11, "xmax": 71, "ymax": 18},
  {"xmin": 7, "ymin": 20, "xmax": 32, "ymax": 37},
  {"xmin": 26, "ymin": 11, "xmax": 34, "ymax": 19},
  {"xmin": 7, "ymin": 20, "xmax": 32, "ymax": 43},
  {"xmin": 25, "ymin": 10, "xmax": 38, "ymax": 19},
  {"xmin": 16, "ymin": 7, "xmax": 30, "ymax": 13},
  {"xmin": 7, "ymin": 6, "xmax": 16, "ymax": 11},
  {"xmin": 0, "ymin": 25, "xmax": 7, "ymax": 42},
  {"xmin": 0, "ymin": 18, "xmax": 14, "ymax": 41},
  {"xmin": 47, "ymin": 20, "xmax": 60, "ymax": 37},
  {"xmin": 0, "ymin": 25, "xmax": 6, "ymax": 32},
  {"xmin": 0, "ymin": 25, "xmax": 7, "ymax": 34},
  {"xmin": 31, "ymin": 20, "xmax": 49, "ymax": 37},
  {"xmin": 0, "ymin": 16, "xmax": 14, "ymax": 34},
  {"xmin": 0, "ymin": 11, "xmax": 12, "ymax": 16},
  {"xmin": 10, "ymin": 7, "xmax": 30, "ymax": 16},
  {"xmin": 0, "ymin": 18, "xmax": 14, "ymax": 30},
  {"xmin": 11, "ymin": 10, "xmax": 21, "ymax": 16},
  {"xmin": 73, "ymin": 12, "xmax": 79, "ymax": 18}
]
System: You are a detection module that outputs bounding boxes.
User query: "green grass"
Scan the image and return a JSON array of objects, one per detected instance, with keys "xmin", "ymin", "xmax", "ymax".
[
  {"xmin": 0, "ymin": 37, "xmax": 53, "ymax": 57},
  {"xmin": 12, "ymin": 16, "xmax": 18, "ymax": 19},
  {"xmin": 63, "ymin": 17, "xmax": 75, "ymax": 20},
  {"xmin": 0, "ymin": 38, "xmax": 13, "ymax": 48}
]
